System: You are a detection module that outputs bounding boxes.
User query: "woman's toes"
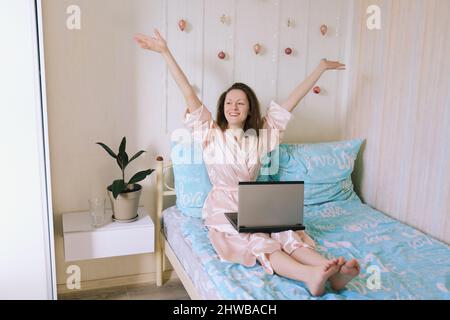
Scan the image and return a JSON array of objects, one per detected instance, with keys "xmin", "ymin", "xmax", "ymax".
[
  {"xmin": 341, "ymin": 259, "xmax": 360, "ymax": 276},
  {"xmin": 329, "ymin": 259, "xmax": 361, "ymax": 291},
  {"xmin": 347, "ymin": 259, "xmax": 358, "ymax": 268},
  {"xmin": 323, "ymin": 262, "xmax": 340, "ymax": 277},
  {"xmin": 325, "ymin": 259, "xmax": 338, "ymax": 271},
  {"xmin": 337, "ymin": 257, "xmax": 346, "ymax": 267}
]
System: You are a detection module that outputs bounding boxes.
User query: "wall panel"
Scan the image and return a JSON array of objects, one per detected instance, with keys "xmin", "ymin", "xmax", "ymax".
[{"xmin": 345, "ymin": 0, "xmax": 450, "ymax": 243}]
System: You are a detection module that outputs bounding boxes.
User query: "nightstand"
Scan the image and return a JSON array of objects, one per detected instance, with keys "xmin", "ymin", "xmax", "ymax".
[{"xmin": 62, "ymin": 206, "xmax": 154, "ymax": 262}]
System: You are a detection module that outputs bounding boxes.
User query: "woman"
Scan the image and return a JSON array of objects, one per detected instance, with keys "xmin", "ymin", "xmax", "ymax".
[{"xmin": 134, "ymin": 29, "xmax": 360, "ymax": 296}]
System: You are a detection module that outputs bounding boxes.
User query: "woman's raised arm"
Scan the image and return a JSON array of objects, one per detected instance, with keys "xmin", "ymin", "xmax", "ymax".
[
  {"xmin": 280, "ymin": 59, "xmax": 346, "ymax": 112},
  {"xmin": 134, "ymin": 29, "xmax": 202, "ymax": 114}
]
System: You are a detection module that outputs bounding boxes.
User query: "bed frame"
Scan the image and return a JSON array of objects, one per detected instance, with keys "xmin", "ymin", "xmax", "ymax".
[{"xmin": 155, "ymin": 156, "xmax": 203, "ymax": 300}]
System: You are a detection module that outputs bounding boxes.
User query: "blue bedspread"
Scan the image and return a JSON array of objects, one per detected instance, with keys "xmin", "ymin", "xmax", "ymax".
[{"xmin": 178, "ymin": 198, "xmax": 450, "ymax": 300}]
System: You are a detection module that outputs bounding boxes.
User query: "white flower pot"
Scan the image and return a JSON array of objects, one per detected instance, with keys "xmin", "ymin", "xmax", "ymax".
[{"xmin": 107, "ymin": 184, "xmax": 142, "ymax": 222}]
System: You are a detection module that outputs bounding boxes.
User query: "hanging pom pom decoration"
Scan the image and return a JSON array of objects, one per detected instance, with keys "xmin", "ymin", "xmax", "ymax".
[
  {"xmin": 313, "ymin": 86, "xmax": 321, "ymax": 94},
  {"xmin": 218, "ymin": 51, "xmax": 226, "ymax": 60},
  {"xmin": 320, "ymin": 24, "xmax": 328, "ymax": 36},
  {"xmin": 253, "ymin": 43, "xmax": 262, "ymax": 55},
  {"xmin": 285, "ymin": 47, "xmax": 293, "ymax": 55},
  {"xmin": 178, "ymin": 19, "xmax": 186, "ymax": 32},
  {"xmin": 220, "ymin": 14, "xmax": 230, "ymax": 25},
  {"xmin": 287, "ymin": 18, "xmax": 295, "ymax": 29}
]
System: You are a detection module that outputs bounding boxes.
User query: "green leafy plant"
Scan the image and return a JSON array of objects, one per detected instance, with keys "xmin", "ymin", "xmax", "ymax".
[{"xmin": 96, "ymin": 137, "xmax": 154, "ymax": 199}]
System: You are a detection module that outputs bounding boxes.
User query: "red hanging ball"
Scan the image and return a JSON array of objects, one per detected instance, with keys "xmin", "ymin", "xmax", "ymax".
[
  {"xmin": 218, "ymin": 51, "xmax": 226, "ymax": 60},
  {"xmin": 178, "ymin": 19, "xmax": 186, "ymax": 32},
  {"xmin": 285, "ymin": 47, "xmax": 293, "ymax": 55},
  {"xmin": 313, "ymin": 86, "xmax": 321, "ymax": 94},
  {"xmin": 253, "ymin": 43, "xmax": 262, "ymax": 55}
]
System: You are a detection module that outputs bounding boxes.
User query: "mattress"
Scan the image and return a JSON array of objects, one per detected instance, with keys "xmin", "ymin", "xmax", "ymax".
[
  {"xmin": 162, "ymin": 199, "xmax": 450, "ymax": 300},
  {"xmin": 163, "ymin": 206, "xmax": 221, "ymax": 299}
]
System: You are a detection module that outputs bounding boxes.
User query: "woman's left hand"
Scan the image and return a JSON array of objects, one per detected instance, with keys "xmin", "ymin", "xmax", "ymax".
[{"xmin": 319, "ymin": 59, "xmax": 346, "ymax": 71}]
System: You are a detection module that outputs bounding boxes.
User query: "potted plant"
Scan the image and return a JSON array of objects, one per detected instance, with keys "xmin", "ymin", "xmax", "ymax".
[{"xmin": 96, "ymin": 137, "xmax": 154, "ymax": 222}]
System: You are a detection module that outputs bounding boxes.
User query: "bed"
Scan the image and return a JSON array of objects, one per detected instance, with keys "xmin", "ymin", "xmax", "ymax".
[{"xmin": 154, "ymin": 156, "xmax": 450, "ymax": 300}]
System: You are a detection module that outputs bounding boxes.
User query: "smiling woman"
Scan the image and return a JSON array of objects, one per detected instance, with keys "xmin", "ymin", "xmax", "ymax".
[
  {"xmin": 135, "ymin": 28, "xmax": 354, "ymax": 296},
  {"xmin": 216, "ymin": 83, "xmax": 261, "ymax": 134}
]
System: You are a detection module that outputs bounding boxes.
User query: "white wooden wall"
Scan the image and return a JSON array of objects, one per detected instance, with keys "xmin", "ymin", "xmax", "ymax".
[
  {"xmin": 163, "ymin": 0, "xmax": 354, "ymax": 143},
  {"xmin": 345, "ymin": 0, "xmax": 450, "ymax": 244}
]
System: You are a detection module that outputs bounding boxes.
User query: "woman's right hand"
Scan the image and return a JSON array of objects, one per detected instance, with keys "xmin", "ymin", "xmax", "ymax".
[
  {"xmin": 134, "ymin": 29, "xmax": 168, "ymax": 54},
  {"xmin": 136, "ymin": 28, "xmax": 202, "ymax": 112}
]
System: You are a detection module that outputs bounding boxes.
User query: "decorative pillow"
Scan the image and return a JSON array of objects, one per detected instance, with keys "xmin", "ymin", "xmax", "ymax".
[
  {"xmin": 171, "ymin": 141, "xmax": 212, "ymax": 218},
  {"xmin": 171, "ymin": 139, "xmax": 363, "ymax": 216},
  {"xmin": 268, "ymin": 139, "xmax": 363, "ymax": 205}
]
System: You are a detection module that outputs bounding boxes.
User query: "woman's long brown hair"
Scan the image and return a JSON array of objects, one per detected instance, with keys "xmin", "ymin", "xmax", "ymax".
[{"xmin": 216, "ymin": 83, "xmax": 262, "ymax": 136}]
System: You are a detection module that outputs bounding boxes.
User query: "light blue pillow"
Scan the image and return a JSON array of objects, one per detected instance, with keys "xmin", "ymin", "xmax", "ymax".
[
  {"xmin": 171, "ymin": 142, "xmax": 212, "ymax": 218},
  {"xmin": 269, "ymin": 139, "xmax": 363, "ymax": 205},
  {"xmin": 171, "ymin": 139, "xmax": 363, "ymax": 216}
]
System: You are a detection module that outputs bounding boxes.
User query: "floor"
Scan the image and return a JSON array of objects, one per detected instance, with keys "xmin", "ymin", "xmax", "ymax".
[{"xmin": 58, "ymin": 278, "xmax": 190, "ymax": 300}]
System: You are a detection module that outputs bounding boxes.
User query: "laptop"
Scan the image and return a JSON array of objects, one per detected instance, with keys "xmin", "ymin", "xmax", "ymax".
[{"xmin": 224, "ymin": 181, "xmax": 305, "ymax": 233}]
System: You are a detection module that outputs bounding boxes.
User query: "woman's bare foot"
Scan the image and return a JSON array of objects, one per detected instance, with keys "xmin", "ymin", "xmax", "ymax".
[
  {"xmin": 330, "ymin": 258, "xmax": 360, "ymax": 291},
  {"xmin": 305, "ymin": 259, "xmax": 340, "ymax": 296}
]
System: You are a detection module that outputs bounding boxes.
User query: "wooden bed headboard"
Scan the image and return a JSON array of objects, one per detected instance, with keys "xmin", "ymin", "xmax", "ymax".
[
  {"xmin": 154, "ymin": 156, "xmax": 206, "ymax": 299},
  {"xmin": 155, "ymin": 155, "xmax": 175, "ymax": 286}
]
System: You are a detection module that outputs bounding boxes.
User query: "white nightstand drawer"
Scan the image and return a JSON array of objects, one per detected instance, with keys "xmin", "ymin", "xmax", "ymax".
[{"xmin": 62, "ymin": 207, "xmax": 154, "ymax": 262}]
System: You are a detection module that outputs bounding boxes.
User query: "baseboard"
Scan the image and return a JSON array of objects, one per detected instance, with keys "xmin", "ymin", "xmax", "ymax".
[{"xmin": 57, "ymin": 270, "xmax": 177, "ymax": 295}]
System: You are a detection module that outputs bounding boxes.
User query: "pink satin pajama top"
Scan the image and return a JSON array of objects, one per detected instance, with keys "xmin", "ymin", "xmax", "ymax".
[{"xmin": 183, "ymin": 100, "xmax": 316, "ymax": 275}]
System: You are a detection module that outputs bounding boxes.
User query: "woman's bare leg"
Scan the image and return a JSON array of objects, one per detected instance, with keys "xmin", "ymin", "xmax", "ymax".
[
  {"xmin": 290, "ymin": 246, "xmax": 341, "ymax": 266},
  {"xmin": 268, "ymin": 250, "xmax": 339, "ymax": 296},
  {"xmin": 289, "ymin": 247, "xmax": 360, "ymax": 291}
]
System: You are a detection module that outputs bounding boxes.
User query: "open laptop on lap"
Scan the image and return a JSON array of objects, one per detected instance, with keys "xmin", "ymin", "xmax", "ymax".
[{"xmin": 224, "ymin": 181, "xmax": 305, "ymax": 233}]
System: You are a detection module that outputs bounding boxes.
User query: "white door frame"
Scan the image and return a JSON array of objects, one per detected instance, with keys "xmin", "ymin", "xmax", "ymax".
[
  {"xmin": 35, "ymin": 0, "xmax": 57, "ymax": 300},
  {"xmin": 0, "ymin": 0, "xmax": 57, "ymax": 299}
]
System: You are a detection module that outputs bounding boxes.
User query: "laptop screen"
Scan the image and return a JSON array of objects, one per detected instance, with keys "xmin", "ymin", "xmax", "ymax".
[{"xmin": 238, "ymin": 181, "xmax": 304, "ymax": 228}]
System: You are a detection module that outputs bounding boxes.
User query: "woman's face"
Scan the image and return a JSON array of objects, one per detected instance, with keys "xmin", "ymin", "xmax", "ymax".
[{"xmin": 224, "ymin": 89, "xmax": 250, "ymax": 129}]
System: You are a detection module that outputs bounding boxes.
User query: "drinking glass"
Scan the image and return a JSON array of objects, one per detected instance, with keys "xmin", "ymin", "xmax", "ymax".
[{"xmin": 89, "ymin": 197, "xmax": 106, "ymax": 227}]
